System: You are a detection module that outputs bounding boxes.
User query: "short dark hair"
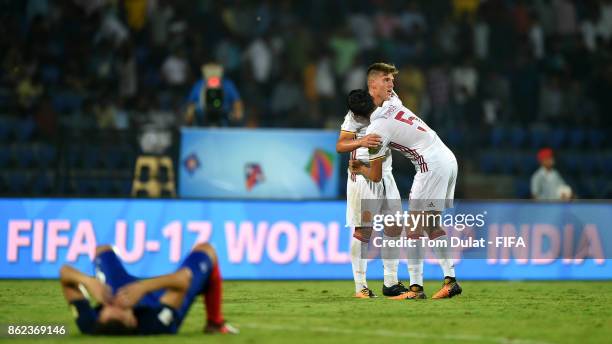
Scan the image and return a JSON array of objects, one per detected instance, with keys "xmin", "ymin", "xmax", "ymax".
[
  {"xmin": 94, "ymin": 320, "xmax": 137, "ymax": 336},
  {"xmin": 347, "ymin": 89, "xmax": 375, "ymax": 119}
]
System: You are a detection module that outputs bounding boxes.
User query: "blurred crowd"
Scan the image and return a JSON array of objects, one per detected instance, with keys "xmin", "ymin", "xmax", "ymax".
[
  {"xmin": 3, "ymin": 0, "xmax": 612, "ymax": 135},
  {"xmin": 1, "ymin": 0, "xmax": 612, "ymax": 198}
]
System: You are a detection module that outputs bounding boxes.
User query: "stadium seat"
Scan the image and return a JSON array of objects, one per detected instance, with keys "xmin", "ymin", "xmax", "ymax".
[
  {"xmin": 514, "ymin": 179, "xmax": 531, "ymax": 199},
  {"xmin": 479, "ymin": 152, "xmax": 498, "ymax": 173},
  {"xmin": 573, "ymin": 179, "xmax": 590, "ymax": 199},
  {"xmin": 498, "ymin": 153, "xmax": 515, "ymax": 174},
  {"xmin": 31, "ymin": 172, "xmax": 54, "ymax": 195},
  {"xmin": 515, "ymin": 153, "xmax": 538, "ymax": 175},
  {"xmin": 490, "ymin": 127, "xmax": 507, "ymax": 148},
  {"xmin": 52, "ymin": 92, "xmax": 83, "ymax": 114},
  {"xmin": 547, "ymin": 127, "xmax": 566, "ymax": 149},
  {"xmin": 0, "ymin": 147, "xmax": 9, "ymax": 168},
  {"xmin": 509, "ymin": 127, "xmax": 527, "ymax": 148},
  {"xmin": 102, "ymin": 147, "xmax": 122, "ymax": 169},
  {"xmin": 0, "ymin": 172, "xmax": 8, "ymax": 193},
  {"xmin": 0, "ymin": 117, "xmax": 12, "ymax": 142},
  {"xmin": 601, "ymin": 155, "xmax": 612, "ymax": 175},
  {"xmin": 14, "ymin": 119, "xmax": 35, "ymax": 142},
  {"xmin": 587, "ymin": 129, "xmax": 605, "ymax": 149},
  {"xmin": 81, "ymin": 145, "xmax": 102, "ymax": 169},
  {"xmin": 75, "ymin": 179, "xmax": 97, "ymax": 196},
  {"xmin": 559, "ymin": 153, "xmax": 580, "ymax": 176},
  {"xmin": 580, "ymin": 154, "xmax": 598, "ymax": 176},
  {"xmin": 12, "ymin": 145, "xmax": 36, "ymax": 168},
  {"xmin": 37, "ymin": 144, "xmax": 57, "ymax": 167},
  {"xmin": 40, "ymin": 64, "xmax": 61, "ymax": 84},
  {"xmin": 583, "ymin": 179, "xmax": 605, "ymax": 199},
  {"xmin": 568, "ymin": 128, "xmax": 585, "ymax": 148},
  {"xmin": 96, "ymin": 179, "xmax": 113, "ymax": 196},
  {"xmin": 66, "ymin": 147, "xmax": 82, "ymax": 169},
  {"xmin": 118, "ymin": 179, "xmax": 133, "ymax": 196},
  {"xmin": 8, "ymin": 171, "xmax": 28, "ymax": 194},
  {"xmin": 445, "ymin": 127, "xmax": 463, "ymax": 150},
  {"xmin": 529, "ymin": 127, "xmax": 548, "ymax": 149}
]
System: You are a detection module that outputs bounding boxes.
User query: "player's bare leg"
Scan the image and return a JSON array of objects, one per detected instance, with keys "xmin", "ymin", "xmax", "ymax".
[{"xmin": 352, "ymin": 227, "xmax": 376, "ymax": 298}]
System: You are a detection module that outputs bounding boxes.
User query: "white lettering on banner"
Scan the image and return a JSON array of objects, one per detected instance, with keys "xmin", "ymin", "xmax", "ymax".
[
  {"xmin": 115, "ymin": 220, "xmax": 146, "ymax": 263},
  {"xmin": 326, "ymin": 222, "xmax": 350, "ymax": 263},
  {"xmin": 46, "ymin": 220, "xmax": 70, "ymax": 261},
  {"xmin": 162, "ymin": 221, "xmax": 182, "ymax": 263},
  {"xmin": 299, "ymin": 222, "xmax": 326, "ymax": 263},
  {"xmin": 224, "ymin": 221, "xmax": 350, "ymax": 264},
  {"xmin": 224, "ymin": 221, "xmax": 268, "ymax": 263},
  {"xmin": 486, "ymin": 223, "xmax": 605, "ymax": 265},
  {"xmin": 6, "ymin": 220, "xmax": 215, "ymax": 263},
  {"xmin": 5, "ymin": 220, "xmax": 604, "ymax": 265},
  {"xmin": 66, "ymin": 221, "xmax": 96, "ymax": 261},
  {"xmin": 267, "ymin": 221, "xmax": 299, "ymax": 264}
]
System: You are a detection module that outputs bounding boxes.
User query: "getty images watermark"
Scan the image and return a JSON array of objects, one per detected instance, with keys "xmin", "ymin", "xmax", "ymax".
[
  {"xmin": 356, "ymin": 199, "xmax": 530, "ymax": 257},
  {"xmin": 372, "ymin": 211, "xmax": 486, "ymax": 232},
  {"xmin": 369, "ymin": 210, "xmax": 506, "ymax": 250},
  {"xmin": 355, "ymin": 199, "xmax": 607, "ymax": 262}
]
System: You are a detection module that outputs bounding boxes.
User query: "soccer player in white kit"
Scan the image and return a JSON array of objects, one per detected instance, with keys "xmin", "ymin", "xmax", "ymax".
[
  {"xmin": 336, "ymin": 63, "xmax": 408, "ymax": 298},
  {"xmin": 347, "ymin": 88, "xmax": 463, "ymax": 299}
]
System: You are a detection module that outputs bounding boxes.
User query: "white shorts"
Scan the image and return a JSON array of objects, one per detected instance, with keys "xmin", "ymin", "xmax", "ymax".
[
  {"xmin": 346, "ymin": 170, "xmax": 402, "ymax": 228},
  {"xmin": 409, "ymin": 146, "xmax": 458, "ymax": 211}
]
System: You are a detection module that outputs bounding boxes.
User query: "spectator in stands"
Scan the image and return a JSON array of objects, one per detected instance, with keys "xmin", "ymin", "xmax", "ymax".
[
  {"xmin": 185, "ymin": 63, "xmax": 243, "ymax": 127},
  {"xmin": 531, "ymin": 148, "xmax": 572, "ymax": 200}
]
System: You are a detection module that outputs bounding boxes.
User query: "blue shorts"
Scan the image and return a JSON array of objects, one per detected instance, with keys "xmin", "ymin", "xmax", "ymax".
[
  {"xmin": 94, "ymin": 250, "xmax": 164, "ymax": 308},
  {"xmin": 174, "ymin": 251, "xmax": 213, "ymax": 326},
  {"xmin": 94, "ymin": 249, "xmax": 213, "ymax": 326}
]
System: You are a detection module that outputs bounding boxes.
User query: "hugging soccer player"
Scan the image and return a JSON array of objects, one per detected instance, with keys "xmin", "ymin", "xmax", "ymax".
[
  {"xmin": 336, "ymin": 63, "xmax": 410, "ymax": 299},
  {"xmin": 348, "ymin": 88, "xmax": 462, "ymax": 299},
  {"xmin": 59, "ymin": 243, "xmax": 238, "ymax": 335}
]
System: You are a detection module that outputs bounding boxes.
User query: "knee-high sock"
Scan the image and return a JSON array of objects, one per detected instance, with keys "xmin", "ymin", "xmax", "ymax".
[
  {"xmin": 407, "ymin": 239, "xmax": 424, "ymax": 286},
  {"xmin": 204, "ymin": 263, "xmax": 224, "ymax": 326},
  {"xmin": 350, "ymin": 237, "xmax": 368, "ymax": 293},
  {"xmin": 431, "ymin": 235, "xmax": 455, "ymax": 278},
  {"xmin": 382, "ymin": 233, "xmax": 399, "ymax": 287}
]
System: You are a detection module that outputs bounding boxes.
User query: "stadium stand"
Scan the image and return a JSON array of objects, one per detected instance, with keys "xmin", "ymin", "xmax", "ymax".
[{"xmin": 0, "ymin": 0, "xmax": 610, "ymax": 199}]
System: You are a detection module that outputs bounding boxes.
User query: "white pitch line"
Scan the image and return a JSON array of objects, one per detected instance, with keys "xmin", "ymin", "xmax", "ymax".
[{"xmin": 241, "ymin": 322, "xmax": 553, "ymax": 344}]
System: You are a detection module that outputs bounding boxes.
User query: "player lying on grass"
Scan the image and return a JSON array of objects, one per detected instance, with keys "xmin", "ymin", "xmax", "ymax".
[
  {"xmin": 59, "ymin": 243, "xmax": 238, "ymax": 335},
  {"xmin": 347, "ymin": 89, "xmax": 462, "ymax": 299}
]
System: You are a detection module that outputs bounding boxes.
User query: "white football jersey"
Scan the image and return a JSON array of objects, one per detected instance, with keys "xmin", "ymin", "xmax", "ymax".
[
  {"xmin": 366, "ymin": 102, "xmax": 449, "ymax": 173},
  {"xmin": 340, "ymin": 91, "xmax": 403, "ymax": 173}
]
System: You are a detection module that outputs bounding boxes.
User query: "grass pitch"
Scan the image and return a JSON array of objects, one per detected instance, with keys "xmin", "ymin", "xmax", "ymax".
[{"xmin": 0, "ymin": 280, "xmax": 611, "ymax": 344}]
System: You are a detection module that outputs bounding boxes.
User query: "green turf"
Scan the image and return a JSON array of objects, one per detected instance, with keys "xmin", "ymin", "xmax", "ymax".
[{"xmin": 0, "ymin": 280, "xmax": 611, "ymax": 344}]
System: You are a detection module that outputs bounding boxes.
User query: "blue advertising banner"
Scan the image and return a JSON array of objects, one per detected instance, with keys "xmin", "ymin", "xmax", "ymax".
[
  {"xmin": 0, "ymin": 199, "xmax": 610, "ymax": 280},
  {"xmin": 179, "ymin": 128, "xmax": 340, "ymax": 199}
]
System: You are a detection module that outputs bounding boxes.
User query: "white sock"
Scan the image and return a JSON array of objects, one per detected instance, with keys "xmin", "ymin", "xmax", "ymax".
[
  {"xmin": 351, "ymin": 237, "xmax": 368, "ymax": 293},
  {"xmin": 407, "ymin": 242, "xmax": 424, "ymax": 286},
  {"xmin": 382, "ymin": 233, "xmax": 399, "ymax": 287},
  {"xmin": 431, "ymin": 235, "xmax": 455, "ymax": 278}
]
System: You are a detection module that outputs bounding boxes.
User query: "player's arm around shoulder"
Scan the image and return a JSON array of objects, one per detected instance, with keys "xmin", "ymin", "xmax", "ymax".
[
  {"xmin": 362, "ymin": 122, "xmax": 387, "ymax": 182},
  {"xmin": 337, "ymin": 111, "xmax": 381, "ymax": 152},
  {"xmin": 336, "ymin": 131, "xmax": 382, "ymax": 153}
]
